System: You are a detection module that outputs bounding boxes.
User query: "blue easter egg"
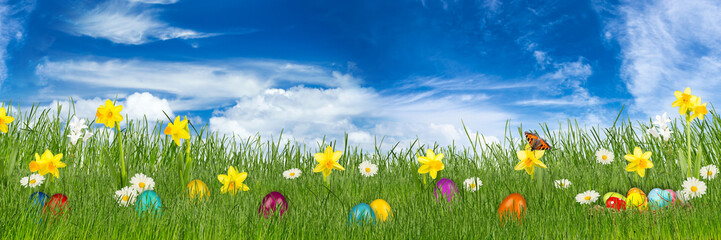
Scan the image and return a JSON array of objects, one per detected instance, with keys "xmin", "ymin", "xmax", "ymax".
[
  {"xmin": 29, "ymin": 192, "xmax": 48, "ymax": 208},
  {"xmin": 136, "ymin": 190, "xmax": 163, "ymax": 217},
  {"xmin": 348, "ymin": 203, "xmax": 376, "ymax": 226},
  {"xmin": 648, "ymin": 188, "xmax": 669, "ymax": 210}
]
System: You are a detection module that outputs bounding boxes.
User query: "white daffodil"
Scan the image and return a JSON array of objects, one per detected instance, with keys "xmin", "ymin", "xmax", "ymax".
[
  {"xmin": 595, "ymin": 148, "xmax": 614, "ymax": 165},
  {"xmin": 575, "ymin": 190, "xmax": 600, "ymax": 205},
  {"xmin": 130, "ymin": 173, "xmax": 155, "ymax": 193},
  {"xmin": 282, "ymin": 168, "xmax": 302, "ymax": 179},
  {"xmin": 463, "ymin": 177, "xmax": 482, "ymax": 192},
  {"xmin": 682, "ymin": 177, "xmax": 707, "ymax": 199},
  {"xmin": 358, "ymin": 161, "xmax": 378, "ymax": 177},
  {"xmin": 554, "ymin": 179, "xmax": 571, "ymax": 189},
  {"xmin": 700, "ymin": 165, "xmax": 718, "ymax": 180},
  {"xmin": 115, "ymin": 186, "xmax": 137, "ymax": 207}
]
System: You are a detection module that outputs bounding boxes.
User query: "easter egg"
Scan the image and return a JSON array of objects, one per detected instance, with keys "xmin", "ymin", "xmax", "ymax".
[
  {"xmin": 186, "ymin": 179, "xmax": 210, "ymax": 202},
  {"xmin": 29, "ymin": 192, "xmax": 48, "ymax": 208},
  {"xmin": 434, "ymin": 178, "xmax": 458, "ymax": 202},
  {"xmin": 43, "ymin": 194, "xmax": 69, "ymax": 220},
  {"xmin": 627, "ymin": 188, "xmax": 645, "ymax": 197},
  {"xmin": 647, "ymin": 188, "xmax": 669, "ymax": 210},
  {"xmin": 136, "ymin": 190, "xmax": 163, "ymax": 217},
  {"xmin": 258, "ymin": 191, "xmax": 288, "ymax": 218},
  {"xmin": 602, "ymin": 192, "xmax": 625, "ymax": 203},
  {"xmin": 369, "ymin": 199, "xmax": 393, "ymax": 222},
  {"xmin": 626, "ymin": 192, "xmax": 648, "ymax": 211},
  {"xmin": 348, "ymin": 203, "xmax": 376, "ymax": 226},
  {"xmin": 498, "ymin": 193, "xmax": 526, "ymax": 225},
  {"xmin": 606, "ymin": 197, "xmax": 626, "ymax": 210},
  {"xmin": 666, "ymin": 189, "xmax": 677, "ymax": 203}
]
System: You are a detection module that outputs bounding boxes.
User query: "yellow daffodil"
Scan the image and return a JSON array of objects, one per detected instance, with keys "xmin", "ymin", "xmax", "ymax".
[
  {"xmin": 514, "ymin": 144, "xmax": 547, "ymax": 176},
  {"xmin": 164, "ymin": 116, "xmax": 190, "ymax": 146},
  {"xmin": 624, "ymin": 147, "xmax": 653, "ymax": 177},
  {"xmin": 217, "ymin": 166, "xmax": 249, "ymax": 195},
  {"xmin": 671, "ymin": 87, "xmax": 698, "ymax": 115},
  {"xmin": 29, "ymin": 150, "xmax": 66, "ymax": 178},
  {"xmin": 313, "ymin": 146, "xmax": 345, "ymax": 181},
  {"xmin": 689, "ymin": 98, "xmax": 708, "ymax": 122},
  {"xmin": 96, "ymin": 99, "xmax": 124, "ymax": 128},
  {"xmin": 0, "ymin": 107, "xmax": 14, "ymax": 133},
  {"xmin": 417, "ymin": 149, "xmax": 444, "ymax": 179}
]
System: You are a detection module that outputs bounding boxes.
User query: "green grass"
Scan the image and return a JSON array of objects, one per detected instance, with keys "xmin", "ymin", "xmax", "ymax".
[{"xmin": 1, "ymin": 104, "xmax": 720, "ymax": 239}]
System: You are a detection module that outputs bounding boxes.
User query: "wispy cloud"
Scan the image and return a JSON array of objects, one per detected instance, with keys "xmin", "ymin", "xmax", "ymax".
[
  {"xmin": 62, "ymin": 0, "xmax": 213, "ymax": 45},
  {"xmin": 0, "ymin": 0, "xmax": 35, "ymax": 89},
  {"xmin": 605, "ymin": 0, "xmax": 721, "ymax": 116}
]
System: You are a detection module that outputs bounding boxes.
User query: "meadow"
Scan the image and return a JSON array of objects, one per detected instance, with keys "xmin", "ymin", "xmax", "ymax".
[{"xmin": 0, "ymin": 98, "xmax": 720, "ymax": 239}]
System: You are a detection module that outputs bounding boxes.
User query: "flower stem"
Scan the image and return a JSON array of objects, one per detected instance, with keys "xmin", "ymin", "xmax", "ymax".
[
  {"xmin": 686, "ymin": 115, "xmax": 692, "ymax": 178},
  {"xmin": 116, "ymin": 124, "xmax": 127, "ymax": 186},
  {"xmin": 423, "ymin": 174, "xmax": 426, "ymax": 185},
  {"xmin": 185, "ymin": 139, "xmax": 192, "ymax": 182}
]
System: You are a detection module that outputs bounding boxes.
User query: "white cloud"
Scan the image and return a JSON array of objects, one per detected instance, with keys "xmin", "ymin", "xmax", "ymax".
[
  {"xmin": 0, "ymin": 0, "xmax": 35, "ymax": 90},
  {"xmin": 516, "ymin": 58, "xmax": 601, "ymax": 107},
  {"xmin": 43, "ymin": 92, "xmax": 174, "ymax": 122},
  {"xmin": 62, "ymin": 0, "xmax": 211, "ymax": 45},
  {"xmin": 611, "ymin": 0, "xmax": 721, "ymax": 115}
]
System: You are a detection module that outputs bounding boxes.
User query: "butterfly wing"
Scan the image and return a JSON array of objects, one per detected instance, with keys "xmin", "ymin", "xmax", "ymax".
[
  {"xmin": 524, "ymin": 132, "xmax": 538, "ymax": 146},
  {"xmin": 525, "ymin": 131, "xmax": 552, "ymax": 151}
]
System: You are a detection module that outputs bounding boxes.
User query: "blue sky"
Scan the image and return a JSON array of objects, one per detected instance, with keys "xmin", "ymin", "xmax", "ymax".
[{"xmin": 1, "ymin": 0, "xmax": 720, "ymax": 148}]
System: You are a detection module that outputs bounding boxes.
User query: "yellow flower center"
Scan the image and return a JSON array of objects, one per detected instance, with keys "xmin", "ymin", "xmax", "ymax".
[
  {"xmin": 560, "ymin": 183, "xmax": 565, "ymax": 187},
  {"xmin": 139, "ymin": 182, "xmax": 146, "ymax": 189},
  {"xmin": 691, "ymin": 186, "xmax": 698, "ymax": 192},
  {"xmin": 430, "ymin": 160, "xmax": 443, "ymax": 170},
  {"xmin": 106, "ymin": 112, "xmax": 113, "ymax": 119},
  {"xmin": 122, "ymin": 195, "xmax": 129, "ymax": 202},
  {"xmin": 0, "ymin": 119, "xmax": 4, "ymax": 125},
  {"xmin": 681, "ymin": 94, "xmax": 692, "ymax": 103},
  {"xmin": 325, "ymin": 161, "xmax": 335, "ymax": 169},
  {"xmin": 289, "ymin": 172, "xmax": 295, "ymax": 176},
  {"xmin": 602, "ymin": 155, "xmax": 607, "ymax": 160},
  {"xmin": 29, "ymin": 179, "xmax": 36, "ymax": 184},
  {"xmin": 638, "ymin": 159, "xmax": 648, "ymax": 168},
  {"xmin": 584, "ymin": 196, "xmax": 591, "ymax": 201},
  {"xmin": 365, "ymin": 168, "xmax": 371, "ymax": 173},
  {"xmin": 470, "ymin": 183, "xmax": 476, "ymax": 188},
  {"xmin": 708, "ymin": 171, "xmax": 713, "ymax": 176}
]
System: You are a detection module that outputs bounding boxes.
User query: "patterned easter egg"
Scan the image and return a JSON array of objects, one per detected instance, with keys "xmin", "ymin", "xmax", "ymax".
[
  {"xmin": 434, "ymin": 178, "xmax": 458, "ymax": 202},
  {"xmin": 369, "ymin": 199, "xmax": 393, "ymax": 222},
  {"xmin": 348, "ymin": 203, "xmax": 376, "ymax": 226},
  {"xmin": 626, "ymin": 192, "xmax": 648, "ymax": 211},
  {"xmin": 498, "ymin": 193, "xmax": 526, "ymax": 225},
  {"xmin": 665, "ymin": 189, "xmax": 677, "ymax": 203},
  {"xmin": 648, "ymin": 188, "xmax": 669, "ymax": 210},
  {"xmin": 606, "ymin": 197, "xmax": 626, "ymax": 210},
  {"xmin": 603, "ymin": 192, "xmax": 625, "ymax": 203},
  {"xmin": 136, "ymin": 190, "xmax": 163, "ymax": 217},
  {"xmin": 259, "ymin": 191, "xmax": 288, "ymax": 218},
  {"xmin": 627, "ymin": 188, "xmax": 645, "ymax": 197},
  {"xmin": 186, "ymin": 179, "xmax": 210, "ymax": 202}
]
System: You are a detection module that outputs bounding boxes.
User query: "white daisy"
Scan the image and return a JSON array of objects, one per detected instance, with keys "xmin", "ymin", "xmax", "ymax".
[
  {"xmin": 282, "ymin": 168, "xmax": 302, "ymax": 179},
  {"xmin": 676, "ymin": 189, "xmax": 691, "ymax": 203},
  {"xmin": 594, "ymin": 148, "xmax": 614, "ymax": 165},
  {"xmin": 130, "ymin": 173, "xmax": 155, "ymax": 193},
  {"xmin": 20, "ymin": 174, "xmax": 45, "ymax": 188},
  {"xmin": 554, "ymin": 179, "xmax": 571, "ymax": 189},
  {"xmin": 463, "ymin": 177, "xmax": 482, "ymax": 192},
  {"xmin": 358, "ymin": 161, "xmax": 378, "ymax": 177},
  {"xmin": 575, "ymin": 190, "xmax": 600, "ymax": 205},
  {"xmin": 682, "ymin": 177, "xmax": 707, "ymax": 199},
  {"xmin": 700, "ymin": 165, "xmax": 718, "ymax": 180},
  {"xmin": 653, "ymin": 113, "xmax": 671, "ymax": 129},
  {"xmin": 115, "ymin": 186, "xmax": 137, "ymax": 207}
]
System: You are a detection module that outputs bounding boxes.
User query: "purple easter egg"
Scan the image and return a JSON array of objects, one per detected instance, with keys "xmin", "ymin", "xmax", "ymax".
[
  {"xmin": 434, "ymin": 178, "xmax": 458, "ymax": 202},
  {"xmin": 259, "ymin": 191, "xmax": 288, "ymax": 218}
]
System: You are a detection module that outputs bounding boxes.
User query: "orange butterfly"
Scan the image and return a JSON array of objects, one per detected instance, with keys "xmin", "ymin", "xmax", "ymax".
[{"xmin": 524, "ymin": 131, "xmax": 552, "ymax": 151}]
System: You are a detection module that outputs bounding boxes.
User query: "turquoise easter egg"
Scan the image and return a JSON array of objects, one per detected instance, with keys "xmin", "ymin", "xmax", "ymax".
[
  {"xmin": 648, "ymin": 188, "xmax": 669, "ymax": 210},
  {"xmin": 136, "ymin": 190, "xmax": 163, "ymax": 217},
  {"xmin": 348, "ymin": 203, "xmax": 375, "ymax": 226}
]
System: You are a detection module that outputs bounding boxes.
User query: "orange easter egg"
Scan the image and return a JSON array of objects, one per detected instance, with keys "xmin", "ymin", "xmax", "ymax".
[{"xmin": 498, "ymin": 193, "xmax": 526, "ymax": 225}]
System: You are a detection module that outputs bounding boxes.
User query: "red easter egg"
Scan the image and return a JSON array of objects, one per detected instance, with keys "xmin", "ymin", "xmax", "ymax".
[
  {"xmin": 498, "ymin": 193, "xmax": 526, "ymax": 225},
  {"xmin": 605, "ymin": 197, "xmax": 626, "ymax": 211},
  {"xmin": 43, "ymin": 194, "xmax": 69, "ymax": 220}
]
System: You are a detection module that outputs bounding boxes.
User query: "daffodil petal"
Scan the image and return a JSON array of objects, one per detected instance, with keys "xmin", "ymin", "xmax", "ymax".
[
  {"xmin": 313, "ymin": 163, "xmax": 325, "ymax": 172},
  {"xmin": 418, "ymin": 165, "xmax": 430, "ymax": 174}
]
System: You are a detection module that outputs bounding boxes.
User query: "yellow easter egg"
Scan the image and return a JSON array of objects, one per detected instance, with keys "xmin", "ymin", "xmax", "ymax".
[
  {"xmin": 369, "ymin": 199, "xmax": 393, "ymax": 222},
  {"xmin": 627, "ymin": 188, "xmax": 645, "ymax": 198},
  {"xmin": 626, "ymin": 193, "xmax": 647, "ymax": 211},
  {"xmin": 187, "ymin": 179, "xmax": 210, "ymax": 202}
]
